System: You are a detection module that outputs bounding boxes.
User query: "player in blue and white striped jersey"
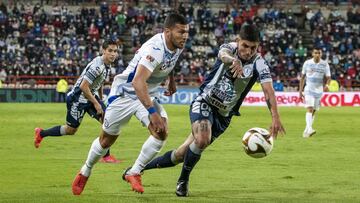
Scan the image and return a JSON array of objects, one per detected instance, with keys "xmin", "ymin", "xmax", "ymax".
[
  {"xmin": 72, "ymin": 13, "xmax": 189, "ymax": 195},
  {"xmin": 299, "ymin": 47, "xmax": 331, "ymax": 138},
  {"xmin": 141, "ymin": 23, "xmax": 286, "ymax": 197},
  {"xmin": 34, "ymin": 39, "xmax": 120, "ymax": 163}
]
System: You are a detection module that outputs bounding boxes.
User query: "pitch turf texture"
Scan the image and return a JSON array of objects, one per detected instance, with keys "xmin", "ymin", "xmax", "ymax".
[{"xmin": 0, "ymin": 103, "xmax": 359, "ymax": 203}]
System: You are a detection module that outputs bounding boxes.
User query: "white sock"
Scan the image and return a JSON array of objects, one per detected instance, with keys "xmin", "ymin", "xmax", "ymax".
[
  {"xmin": 306, "ymin": 112, "xmax": 313, "ymax": 132},
  {"xmin": 80, "ymin": 137, "xmax": 109, "ymax": 177},
  {"xmin": 129, "ymin": 135, "xmax": 165, "ymax": 174},
  {"xmin": 60, "ymin": 125, "xmax": 66, "ymax": 135}
]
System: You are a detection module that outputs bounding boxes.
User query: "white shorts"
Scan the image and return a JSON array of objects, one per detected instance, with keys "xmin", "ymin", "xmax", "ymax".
[
  {"xmin": 304, "ymin": 95, "xmax": 321, "ymax": 110},
  {"xmin": 102, "ymin": 95, "xmax": 168, "ymax": 135}
]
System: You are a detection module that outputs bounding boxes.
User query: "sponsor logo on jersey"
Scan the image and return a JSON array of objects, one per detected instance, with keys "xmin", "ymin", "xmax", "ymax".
[{"xmin": 146, "ymin": 55, "xmax": 155, "ymax": 62}]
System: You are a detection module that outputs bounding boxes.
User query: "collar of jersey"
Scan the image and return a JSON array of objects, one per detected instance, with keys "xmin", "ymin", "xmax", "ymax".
[{"xmin": 101, "ymin": 55, "xmax": 111, "ymax": 69}]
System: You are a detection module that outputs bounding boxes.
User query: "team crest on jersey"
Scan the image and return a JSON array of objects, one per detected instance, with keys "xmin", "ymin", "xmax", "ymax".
[
  {"xmin": 242, "ymin": 65, "xmax": 253, "ymax": 78},
  {"xmin": 146, "ymin": 55, "xmax": 155, "ymax": 62}
]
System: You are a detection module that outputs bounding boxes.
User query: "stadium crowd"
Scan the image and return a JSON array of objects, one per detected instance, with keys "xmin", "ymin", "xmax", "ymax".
[{"xmin": 0, "ymin": 0, "xmax": 359, "ymax": 90}]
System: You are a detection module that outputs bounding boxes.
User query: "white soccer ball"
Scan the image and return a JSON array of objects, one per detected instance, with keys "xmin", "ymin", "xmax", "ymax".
[{"xmin": 242, "ymin": 127, "xmax": 274, "ymax": 158}]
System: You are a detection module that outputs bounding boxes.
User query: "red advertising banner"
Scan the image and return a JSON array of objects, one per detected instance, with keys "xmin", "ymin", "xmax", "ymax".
[{"xmin": 243, "ymin": 92, "xmax": 360, "ymax": 107}]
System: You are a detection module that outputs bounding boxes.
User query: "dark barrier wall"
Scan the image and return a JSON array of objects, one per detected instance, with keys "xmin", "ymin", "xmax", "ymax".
[
  {"xmin": 0, "ymin": 89, "xmax": 55, "ymax": 102},
  {"xmin": 0, "ymin": 88, "xmax": 199, "ymax": 104}
]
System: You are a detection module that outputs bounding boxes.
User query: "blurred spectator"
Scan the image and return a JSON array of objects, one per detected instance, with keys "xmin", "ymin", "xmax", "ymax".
[{"xmin": 273, "ymin": 76, "xmax": 284, "ymax": 91}]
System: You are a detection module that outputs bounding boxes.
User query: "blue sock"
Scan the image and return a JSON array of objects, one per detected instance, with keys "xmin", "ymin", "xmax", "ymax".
[
  {"xmin": 144, "ymin": 150, "xmax": 176, "ymax": 170},
  {"xmin": 178, "ymin": 148, "xmax": 201, "ymax": 182},
  {"xmin": 40, "ymin": 126, "xmax": 63, "ymax": 137}
]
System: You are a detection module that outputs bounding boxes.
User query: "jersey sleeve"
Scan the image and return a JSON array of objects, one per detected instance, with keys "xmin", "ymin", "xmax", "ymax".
[
  {"xmin": 138, "ymin": 44, "xmax": 163, "ymax": 72},
  {"xmin": 218, "ymin": 42, "xmax": 237, "ymax": 56},
  {"xmin": 84, "ymin": 62, "xmax": 102, "ymax": 85},
  {"xmin": 255, "ymin": 58, "xmax": 272, "ymax": 83},
  {"xmin": 325, "ymin": 62, "xmax": 331, "ymax": 77}
]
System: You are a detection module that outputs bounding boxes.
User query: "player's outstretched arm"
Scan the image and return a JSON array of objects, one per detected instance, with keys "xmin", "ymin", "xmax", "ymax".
[
  {"xmin": 261, "ymin": 82, "xmax": 286, "ymax": 138},
  {"xmin": 132, "ymin": 65, "xmax": 165, "ymax": 133}
]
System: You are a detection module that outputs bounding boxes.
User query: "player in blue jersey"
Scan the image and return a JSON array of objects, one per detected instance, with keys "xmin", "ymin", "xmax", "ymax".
[
  {"xmin": 34, "ymin": 39, "xmax": 121, "ymax": 163},
  {"xmin": 140, "ymin": 23, "xmax": 286, "ymax": 197},
  {"xmin": 71, "ymin": 13, "xmax": 189, "ymax": 195},
  {"xmin": 299, "ymin": 47, "xmax": 331, "ymax": 138}
]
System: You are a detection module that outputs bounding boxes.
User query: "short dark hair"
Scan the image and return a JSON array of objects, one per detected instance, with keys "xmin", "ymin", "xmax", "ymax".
[
  {"xmin": 102, "ymin": 38, "xmax": 118, "ymax": 49},
  {"xmin": 313, "ymin": 46, "xmax": 322, "ymax": 51},
  {"xmin": 239, "ymin": 23, "xmax": 260, "ymax": 42},
  {"xmin": 164, "ymin": 13, "xmax": 187, "ymax": 28}
]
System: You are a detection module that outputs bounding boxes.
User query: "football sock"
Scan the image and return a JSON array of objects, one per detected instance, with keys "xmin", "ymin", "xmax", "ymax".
[
  {"xmin": 143, "ymin": 150, "xmax": 177, "ymax": 170},
  {"xmin": 306, "ymin": 112, "xmax": 313, "ymax": 131},
  {"xmin": 178, "ymin": 142, "xmax": 202, "ymax": 182},
  {"xmin": 80, "ymin": 137, "xmax": 109, "ymax": 177},
  {"xmin": 129, "ymin": 135, "xmax": 165, "ymax": 175},
  {"xmin": 40, "ymin": 125, "xmax": 66, "ymax": 137}
]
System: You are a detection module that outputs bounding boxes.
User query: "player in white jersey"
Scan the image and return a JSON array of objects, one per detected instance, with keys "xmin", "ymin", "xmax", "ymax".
[
  {"xmin": 72, "ymin": 13, "xmax": 189, "ymax": 195},
  {"xmin": 34, "ymin": 39, "xmax": 121, "ymax": 163},
  {"xmin": 299, "ymin": 47, "xmax": 331, "ymax": 138},
  {"xmin": 138, "ymin": 23, "xmax": 286, "ymax": 197}
]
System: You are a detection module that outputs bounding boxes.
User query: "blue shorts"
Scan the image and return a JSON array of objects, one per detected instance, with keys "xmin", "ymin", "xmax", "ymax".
[
  {"xmin": 66, "ymin": 95, "xmax": 106, "ymax": 128},
  {"xmin": 189, "ymin": 97, "xmax": 232, "ymax": 143}
]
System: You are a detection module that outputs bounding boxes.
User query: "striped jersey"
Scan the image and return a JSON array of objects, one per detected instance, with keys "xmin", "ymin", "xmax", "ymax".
[
  {"xmin": 67, "ymin": 56, "xmax": 110, "ymax": 103},
  {"xmin": 199, "ymin": 42, "xmax": 273, "ymax": 117},
  {"xmin": 109, "ymin": 33, "xmax": 183, "ymax": 99},
  {"xmin": 302, "ymin": 58, "xmax": 331, "ymax": 97}
]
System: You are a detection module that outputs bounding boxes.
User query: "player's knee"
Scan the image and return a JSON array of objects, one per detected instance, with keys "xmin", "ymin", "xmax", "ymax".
[
  {"xmin": 152, "ymin": 131, "xmax": 168, "ymax": 141},
  {"xmin": 174, "ymin": 149, "xmax": 185, "ymax": 163},
  {"xmin": 99, "ymin": 131, "xmax": 118, "ymax": 148},
  {"xmin": 65, "ymin": 127, "xmax": 77, "ymax": 135}
]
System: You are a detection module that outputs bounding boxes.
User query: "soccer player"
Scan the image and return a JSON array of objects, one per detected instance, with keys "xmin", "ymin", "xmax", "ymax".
[
  {"xmin": 299, "ymin": 47, "xmax": 331, "ymax": 138},
  {"xmin": 34, "ymin": 39, "xmax": 121, "ymax": 163},
  {"xmin": 71, "ymin": 13, "xmax": 189, "ymax": 195},
  {"xmin": 139, "ymin": 23, "xmax": 286, "ymax": 197}
]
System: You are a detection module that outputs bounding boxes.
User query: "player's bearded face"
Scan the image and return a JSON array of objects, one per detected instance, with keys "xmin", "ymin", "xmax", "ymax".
[
  {"xmin": 237, "ymin": 39, "xmax": 259, "ymax": 61},
  {"xmin": 169, "ymin": 24, "xmax": 189, "ymax": 49}
]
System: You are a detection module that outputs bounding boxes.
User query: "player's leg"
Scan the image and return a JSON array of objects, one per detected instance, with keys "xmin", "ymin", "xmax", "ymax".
[
  {"xmin": 34, "ymin": 100, "xmax": 85, "ymax": 148},
  {"xmin": 87, "ymin": 97, "xmax": 121, "ymax": 163},
  {"xmin": 72, "ymin": 97, "xmax": 133, "ymax": 195},
  {"xmin": 175, "ymin": 100, "xmax": 214, "ymax": 197},
  {"xmin": 176, "ymin": 119, "xmax": 211, "ymax": 197},
  {"xmin": 303, "ymin": 95, "xmax": 316, "ymax": 137},
  {"xmin": 72, "ymin": 130, "xmax": 118, "ymax": 195},
  {"xmin": 123, "ymin": 100, "xmax": 169, "ymax": 193},
  {"xmin": 143, "ymin": 133, "xmax": 194, "ymax": 170}
]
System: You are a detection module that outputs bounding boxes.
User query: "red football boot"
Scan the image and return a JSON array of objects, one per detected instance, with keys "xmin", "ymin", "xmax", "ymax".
[
  {"xmin": 72, "ymin": 173, "xmax": 89, "ymax": 195},
  {"xmin": 34, "ymin": 128, "xmax": 43, "ymax": 148}
]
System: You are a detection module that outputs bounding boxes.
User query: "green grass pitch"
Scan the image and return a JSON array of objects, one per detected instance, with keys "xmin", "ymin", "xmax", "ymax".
[{"xmin": 0, "ymin": 103, "xmax": 359, "ymax": 203}]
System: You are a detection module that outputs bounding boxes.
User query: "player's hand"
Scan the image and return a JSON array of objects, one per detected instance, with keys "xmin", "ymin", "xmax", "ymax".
[
  {"xmin": 95, "ymin": 103, "xmax": 104, "ymax": 123},
  {"xmin": 164, "ymin": 79, "xmax": 177, "ymax": 96},
  {"xmin": 149, "ymin": 112, "xmax": 166, "ymax": 134},
  {"xmin": 229, "ymin": 59, "xmax": 243, "ymax": 78},
  {"xmin": 269, "ymin": 116, "xmax": 286, "ymax": 139}
]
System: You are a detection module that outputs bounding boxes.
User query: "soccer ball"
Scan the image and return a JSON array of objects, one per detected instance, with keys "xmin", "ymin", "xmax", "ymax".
[{"xmin": 242, "ymin": 127, "xmax": 274, "ymax": 158}]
